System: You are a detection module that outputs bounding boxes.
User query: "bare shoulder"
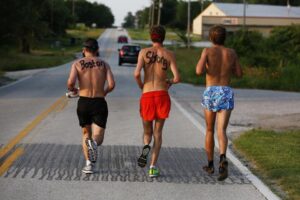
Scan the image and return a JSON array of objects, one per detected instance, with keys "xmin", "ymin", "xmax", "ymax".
[
  {"xmin": 226, "ymin": 47, "xmax": 237, "ymax": 55},
  {"xmin": 141, "ymin": 47, "xmax": 152, "ymax": 54},
  {"xmin": 163, "ymin": 48, "xmax": 175, "ymax": 59}
]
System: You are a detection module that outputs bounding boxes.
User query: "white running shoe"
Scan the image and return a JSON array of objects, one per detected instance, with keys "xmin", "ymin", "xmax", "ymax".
[{"xmin": 82, "ymin": 163, "xmax": 94, "ymax": 174}]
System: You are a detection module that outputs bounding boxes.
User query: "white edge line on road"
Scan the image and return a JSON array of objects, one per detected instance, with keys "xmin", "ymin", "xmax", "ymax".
[
  {"xmin": 0, "ymin": 75, "xmax": 33, "ymax": 90},
  {"xmin": 171, "ymin": 96, "xmax": 281, "ymax": 200}
]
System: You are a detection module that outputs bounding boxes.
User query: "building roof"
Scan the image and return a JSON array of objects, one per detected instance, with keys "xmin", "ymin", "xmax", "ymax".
[{"xmin": 214, "ymin": 3, "xmax": 300, "ymax": 18}]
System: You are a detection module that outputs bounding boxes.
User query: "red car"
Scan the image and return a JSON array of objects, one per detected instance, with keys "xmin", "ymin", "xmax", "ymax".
[{"xmin": 117, "ymin": 35, "xmax": 128, "ymax": 43}]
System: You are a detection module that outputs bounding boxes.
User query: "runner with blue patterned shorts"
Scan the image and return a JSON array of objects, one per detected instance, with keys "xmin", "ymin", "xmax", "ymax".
[
  {"xmin": 202, "ymin": 86, "xmax": 234, "ymax": 112},
  {"xmin": 195, "ymin": 25, "xmax": 243, "ymax": 181}
]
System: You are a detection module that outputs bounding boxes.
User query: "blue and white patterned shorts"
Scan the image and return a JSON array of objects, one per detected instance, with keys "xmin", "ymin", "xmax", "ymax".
[{"xmin": 201, "ymin": 86, "xmax": 234, "ymax": 112}]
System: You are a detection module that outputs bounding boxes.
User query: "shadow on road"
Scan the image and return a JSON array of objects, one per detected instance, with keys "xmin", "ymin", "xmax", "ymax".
[{"xmin": 1, "ymin": 144, "xmax": 250, "ymax": 185}]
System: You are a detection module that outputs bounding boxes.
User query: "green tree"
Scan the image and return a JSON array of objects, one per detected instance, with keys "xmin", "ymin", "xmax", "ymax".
[
  {"xmin": 66, "ymin": 0, "xmax": 114, "ymax": 28},
  {"xmin": 42, "ymin": 0, "xmax": 73, "ymax": 35},
  {"xmin": 136, "ymin": 9, "xmax": 149, "ymax": 28},
  {"xmin": 0, "ymin": 0, "xmax": 73, "ymax": 53},
  {"xmin": 160, "ymin": 0, "xmax": 177, "ymax": 26},
  {"xmin": 0, "ymin": 0, "xmax": 49, "ymax": 53},
  {"xmin": 122, "ymin": 12, "xmax": 136, "ymax": 28}
]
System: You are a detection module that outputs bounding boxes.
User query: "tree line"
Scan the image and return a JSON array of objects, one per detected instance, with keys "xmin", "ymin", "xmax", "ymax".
[
  {"xmin": 123, "ymin": 0, "xmax": 300, "ymax": 29},
  {"xmin": 0, "ymin": 0, "xmax": 114, "ymax": 53}
]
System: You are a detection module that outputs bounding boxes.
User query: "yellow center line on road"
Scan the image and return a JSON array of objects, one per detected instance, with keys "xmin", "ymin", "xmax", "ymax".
[
  {"xmin": 55, "ymin": 97, "xmax": 69, "ymax": 112},
  {"xmin": 0, "ymin": 95, "xmax": 66, "ymax": 158},
  {"xmin": 0, "ymin": 147, "xmax": 24, "ymax": 176}
]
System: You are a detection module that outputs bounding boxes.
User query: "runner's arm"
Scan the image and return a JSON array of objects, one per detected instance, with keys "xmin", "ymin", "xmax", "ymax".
[
  {"xmin": 232, "ymin": 50, "xmax": 243, "ymax": 78},
  {"xmin": 167, "ymin": 52, "xmax": 180, "ymax": 86},
  {"xmin": 134, "ymin": 50, "xmax": 145, "ymax": 90},
  {"xmin": 196, "ymin": 48, "xmax": 207, "ymax": 75},
  {"xmin": 67, "ymin": 63, "xmax": 78, "ymax": 91},
  {"xmin": 104, "ymin": 64, "xmax": 115, "ymax": 96}
]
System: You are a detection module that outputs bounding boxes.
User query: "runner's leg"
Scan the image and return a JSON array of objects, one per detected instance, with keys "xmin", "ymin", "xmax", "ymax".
[
  {"xmin": 216, "ymin": 110, "xmax": 231, "ymax": 155},
  {"xmin": 82, "ymin": 125, "xmax": 92, "ymax": 160},
  {"xmin": 142, "ymin": 120, "xmax": 153, "ymax": 145},
  {"xmin": 137, "ymin": 120, "xmax": 153, "ymax": 167},
  {"xmin": 92, "ymin": 123, "xmax": 105, "ymax": 146},
  {"xmin": 150, "ymin": 119, "xmax": 165, "ymax": 166},
  {"xmin": 216, "ymin": 110, "xmax": 231, "ymax": 181},
  {"xmin": 204, "ymin": 109, "xmax": 216, "ymax": 161}
]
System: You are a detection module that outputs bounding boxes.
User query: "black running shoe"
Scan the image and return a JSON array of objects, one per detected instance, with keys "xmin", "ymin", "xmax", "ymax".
[
  {"xmin": 86, "ymin": 139, "xmax": 97, "ymax": 163},
  {"xmin": 218, "ymin": 159, "xmax": 228, "ymax": 181},
  {"xmin": 203, "ymin": 165, "xmax": 214, "ymax": 174},
  {"xmin": 137, "ymin": 145, "xmax": 151, "ymax": 168}
]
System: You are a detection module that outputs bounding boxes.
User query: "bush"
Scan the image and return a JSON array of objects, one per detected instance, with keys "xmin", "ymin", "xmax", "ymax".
[{"xmin": 268, "ymin": 25, "xmax": 300, "ymax": 66}]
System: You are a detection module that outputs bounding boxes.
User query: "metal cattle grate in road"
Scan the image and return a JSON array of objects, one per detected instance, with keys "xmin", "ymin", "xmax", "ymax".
[{"xmin": 1, "ymin": 144, "xmax": 250, "ymax": 184}]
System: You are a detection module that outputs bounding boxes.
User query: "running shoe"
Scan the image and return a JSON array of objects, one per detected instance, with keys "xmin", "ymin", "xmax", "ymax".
[
  {"xmin": 137, "ymin": 145, "xmax": 151, "ymax": 168},
  {"xmin": 148, "ymin": 167, "xmax": 160, "ymax": 178},
  {"xmin": 86, "ymin": 139, "xmax": 97, "ymax": 163},
  {"xmin": 203, "ymin": 165, "xmax": 214, "ymax": 174},
  {"xmin": 218, "ymin": 159, "xmax": 228, "ymax": 181},
  {"xmin": 82, "ymin": 163, "xmax": 94, "ymax": 174}
]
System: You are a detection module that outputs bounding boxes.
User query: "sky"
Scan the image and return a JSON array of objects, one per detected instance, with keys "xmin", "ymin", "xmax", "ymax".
[{"xmin": 88, "ymin": 0, "xmax": 150, "ymax": 26}]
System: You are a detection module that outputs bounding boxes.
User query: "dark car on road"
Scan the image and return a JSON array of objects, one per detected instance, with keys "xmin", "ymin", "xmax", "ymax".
[
  {"xmin": 118, "ymin": 44, "xmax": 141, "ymax": 66},
  {"xmin": 117, "ymin": 35, "xmax": 128, "ymax": 43}
]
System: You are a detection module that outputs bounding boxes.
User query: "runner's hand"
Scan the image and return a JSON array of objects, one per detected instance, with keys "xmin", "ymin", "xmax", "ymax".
[{"xmin": 166, "ymin": 79, "xmax": 173, "ymax": 89}]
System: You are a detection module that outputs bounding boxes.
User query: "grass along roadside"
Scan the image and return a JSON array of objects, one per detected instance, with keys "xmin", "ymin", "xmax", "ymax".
[
  {"xmin": 0, "ymin": 28, "xmax": 104, "ymax": 73},
  {"xmin": 233, "ymin": 129, "xmax": 300, "ymax": 200},
  {"xmin": 170, "ymin": 47, "xmax": 300, "ymax": 92},
  {"xmin": 127, "ymin": 28, "xmax": 201, "ymax": 42}
]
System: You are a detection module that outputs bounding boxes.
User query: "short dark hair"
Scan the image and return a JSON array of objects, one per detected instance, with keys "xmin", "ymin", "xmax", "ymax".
[
  {"xmin": 83, "ymin": 38, "xmax": 99, "ymax": 52},
  {"xmin": 150, "ymin": 25, "xmax": 166, "ymax": 43},
  {"xmin": 209, "ymin": 25, "xmax": 226, "ymax": 45}
]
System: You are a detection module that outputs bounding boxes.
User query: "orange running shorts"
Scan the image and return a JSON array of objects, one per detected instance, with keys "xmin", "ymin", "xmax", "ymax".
[{"xmin": 140, "ymin": 90, "xmax": 171, "ymax": 121}]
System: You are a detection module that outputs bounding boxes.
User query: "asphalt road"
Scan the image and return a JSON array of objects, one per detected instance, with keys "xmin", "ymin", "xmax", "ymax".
[{"xmin": 2, "ymin": 28, "xmax": 299, "ymax": 200}]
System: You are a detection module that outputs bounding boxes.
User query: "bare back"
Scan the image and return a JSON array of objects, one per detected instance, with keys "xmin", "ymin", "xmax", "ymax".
[
  {"xmin": 69, "ymin": 57, "xmax": 108, "ymax": 97},
  {"xmin": 196, "ymin": 46, "xmax": 242, "ymax": 86},
  {"xmin": 138, "ymin": 46, "xmax": 175, "ymax": 93}
]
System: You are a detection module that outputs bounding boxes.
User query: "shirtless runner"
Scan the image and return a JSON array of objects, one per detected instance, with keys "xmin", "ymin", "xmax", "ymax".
[
  {"xmin": 67, "ymin": 38, "xmax": 115, "ymax": 174},
  {"xmin": 134, "ymin": 26, "xmax": 180, "ymax": 178},
  {"xmin": 196, "ymin": 25, "xmax": 243, "ymax": 181}
]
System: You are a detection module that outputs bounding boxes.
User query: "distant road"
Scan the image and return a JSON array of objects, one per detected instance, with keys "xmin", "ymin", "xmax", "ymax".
[{"xmin": 2, "ymin": 28, "xmax": 297, "ymax": 200}]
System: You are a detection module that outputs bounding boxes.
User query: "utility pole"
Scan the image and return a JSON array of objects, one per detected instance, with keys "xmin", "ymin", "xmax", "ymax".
[
  {"xmin": 200, "ymin": 0, "xmax": 204, "ymax": 12},
  {"xmin": 243, "ymin": 0, "xmax": 246, "ymax": 32},
  {"xmin": 157, "ymin": 0, "xmax": 162, "ymax": 25},
  {"xmin": 187, "ymin": 0, "xmax": 191, "ymax": 49},
  {"xmin": 72, "ymin": 0, "xmax": 75, "ymax": 17},
  {"xmin": 151, "ymin": 0, "xmax": 155, "ymax": 27},
  {"xmin": 51, "ymin": 0, "xmax": 54, "ymax": 30},
  {"xmin": 148, "ymin": 0, "xmax": 152, "ymax": 27}
]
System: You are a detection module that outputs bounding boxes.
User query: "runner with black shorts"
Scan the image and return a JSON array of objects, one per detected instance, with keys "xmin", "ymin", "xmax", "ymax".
[{"xmin": 67, "ymin": 38, "xmax": 115, "ymax": 174}]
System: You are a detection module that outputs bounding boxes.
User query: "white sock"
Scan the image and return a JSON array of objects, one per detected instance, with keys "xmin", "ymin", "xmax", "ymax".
[
  {"xmin": 150, "ymin": 165, "xmax": 155, "ymax": 169},
  {"xmin": 86, "ymin": 160, "xmax": 92, "ymax": 166}
]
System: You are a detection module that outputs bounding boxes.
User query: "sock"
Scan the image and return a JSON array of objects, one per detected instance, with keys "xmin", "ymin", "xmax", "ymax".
[
  {"xmin": 86, "ymin": 160, "xmax": 92, "ymax": 166},
  {"xmin": 208, "ymin": 160, "xmax": 214, "ymax": 168},
  {"xmin": 220, "ymin": 154, "xmax": 226, "ymax": 162},
  {"xmin": 150, "ymin": 165, "xmax": 155, "ymax": 169}
]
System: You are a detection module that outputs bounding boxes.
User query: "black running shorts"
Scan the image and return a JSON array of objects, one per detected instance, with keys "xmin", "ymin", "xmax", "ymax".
[{"xmin": 77, "ymin": 96, "xmax": 108, "ymax": 128}]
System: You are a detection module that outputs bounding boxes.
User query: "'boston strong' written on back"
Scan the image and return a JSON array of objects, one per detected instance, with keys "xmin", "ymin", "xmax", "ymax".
[{"xmin": 145, "ymin": 51, "xmax": 170, "ymax": 70}]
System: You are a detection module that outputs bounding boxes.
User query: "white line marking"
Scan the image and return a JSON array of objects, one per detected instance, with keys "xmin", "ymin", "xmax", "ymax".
[
  {"xmin": 0, "ymin": 75, "xmax": 32, "ymax": 90},
  {"xmin": 171, "ymin": 96, "xmax": 281, "ymax": 200}
]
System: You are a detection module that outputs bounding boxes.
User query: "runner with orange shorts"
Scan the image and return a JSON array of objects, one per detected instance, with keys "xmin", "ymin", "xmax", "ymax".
[{"xmin": 134, "ymin": 26, "xmax": 180, "ymax": 177}]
